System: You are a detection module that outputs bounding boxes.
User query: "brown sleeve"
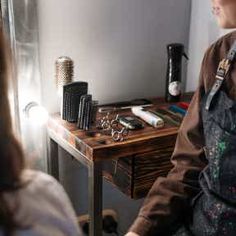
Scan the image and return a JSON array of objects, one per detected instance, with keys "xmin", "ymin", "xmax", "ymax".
[{"xmin": 129, "ymin": 52, "xmax": 209, "ymax": 236}]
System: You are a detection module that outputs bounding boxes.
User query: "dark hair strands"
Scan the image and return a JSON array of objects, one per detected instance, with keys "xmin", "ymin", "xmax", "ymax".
[{"xmin": 0, "ymin": 25, "xmax": 26, "ymax": 235}]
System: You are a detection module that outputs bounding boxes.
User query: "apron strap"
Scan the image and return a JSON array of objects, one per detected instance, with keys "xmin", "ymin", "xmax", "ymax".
[{"xmin": 205, "ymin": 40, "xmax": 236, "ymax": 110}]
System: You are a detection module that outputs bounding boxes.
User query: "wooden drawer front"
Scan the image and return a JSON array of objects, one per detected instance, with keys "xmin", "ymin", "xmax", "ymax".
[
  {"xmin": 133, "ymin": 147, "xmax": 174, "ymax": 199},
  {"xmin": 103, "ymin": 134, "xmax": 176, "ymax": 199},
  {"xmin": 103, "ymin": 157, "xmax": 133, "ymax": 197}
]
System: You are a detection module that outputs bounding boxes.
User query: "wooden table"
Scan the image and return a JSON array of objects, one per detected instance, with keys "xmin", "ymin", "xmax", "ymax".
[{"xmin": 47, "ymin": 94, "xmax": 192, "ymax": 236}]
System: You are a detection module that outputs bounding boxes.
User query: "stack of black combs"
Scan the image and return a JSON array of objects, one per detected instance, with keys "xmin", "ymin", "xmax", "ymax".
[
  {"xmin": 62, "ymin": 81, "xmax": 97, "ymax": 130},
  {"xmin": 77, "ymin": 94, "xmax": 91, "ymax": 130}
]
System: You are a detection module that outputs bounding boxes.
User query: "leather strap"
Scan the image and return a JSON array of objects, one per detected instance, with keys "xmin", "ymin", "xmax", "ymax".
[{"xmin": 205, "ymin": 40, "xmax": 236, "ymax": 110}]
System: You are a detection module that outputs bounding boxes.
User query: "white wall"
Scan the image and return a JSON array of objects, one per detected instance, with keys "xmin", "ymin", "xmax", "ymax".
[
  {"xmin": 37, "ymin": 0, "xmax": 191, "ymax": 112},
  {"xmin": 186, "ymin": 0, "xmax": 232, "ymax": 91}
]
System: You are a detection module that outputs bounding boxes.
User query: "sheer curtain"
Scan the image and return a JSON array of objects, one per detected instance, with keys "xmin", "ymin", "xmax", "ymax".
[{"xmin": 1, "ymin": 0, "xmax": 47, "ymax": 171}]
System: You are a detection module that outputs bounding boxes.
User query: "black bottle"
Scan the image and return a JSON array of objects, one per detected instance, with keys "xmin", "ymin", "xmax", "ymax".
[{"xmin": 165, "ymin": 43, "xmax": 188, "ymax": 102}]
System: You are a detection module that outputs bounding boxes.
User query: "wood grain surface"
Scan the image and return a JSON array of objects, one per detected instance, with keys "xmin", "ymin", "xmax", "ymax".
[{"xmin": 48, "ymin": 93, "xmax": 193, "ymax": 198}]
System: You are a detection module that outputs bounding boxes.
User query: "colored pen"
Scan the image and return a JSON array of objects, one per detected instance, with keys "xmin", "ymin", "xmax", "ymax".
[
  {"xmin": 168, "ymin": 105, "xmax": 186, "ymax": 116},
  {"xmin": 177, "ymin": 102, "xmax": 189, "ymax": 110},
  {"xmin": 156, "ymin": 108, "xmax": 183, "ymax": 122}
]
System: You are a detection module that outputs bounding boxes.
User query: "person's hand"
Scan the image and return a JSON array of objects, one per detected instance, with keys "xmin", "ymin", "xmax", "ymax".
[{"xmin": 124, "ymin": 232, "xmax": 140, "ymax": 236}]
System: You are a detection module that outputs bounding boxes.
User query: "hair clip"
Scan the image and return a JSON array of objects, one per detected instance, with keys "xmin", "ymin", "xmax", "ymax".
[
  {"xmin": 97, "ymin": 113, "xmax": 129, "ymax": 141},
  {"xmin": 110, "ymin": 114, "xmax": 119, "ymax": 128},
  {"xmin": 97, "ymin": 112, "xmax": 110, "ymax": 130},
  {"xmin": 111, "ymin": 127, "xmax": 129, "ymax": 142}
]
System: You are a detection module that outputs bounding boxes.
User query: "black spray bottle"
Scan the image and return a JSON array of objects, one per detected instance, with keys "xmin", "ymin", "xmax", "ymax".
[{"xmin": 165, "ymin": 43, "xmax": 188, "ymax": 102}]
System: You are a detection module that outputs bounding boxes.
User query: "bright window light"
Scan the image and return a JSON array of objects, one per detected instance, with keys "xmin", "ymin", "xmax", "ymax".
[{"xmin": 24, "ymin": 102, "xmax": 48, "ymax": 126}]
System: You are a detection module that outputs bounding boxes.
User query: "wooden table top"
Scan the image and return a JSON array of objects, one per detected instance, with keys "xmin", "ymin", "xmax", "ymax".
[{"xmin": 48, "ymin": 93, "xmax": 193, "ymax": 162}]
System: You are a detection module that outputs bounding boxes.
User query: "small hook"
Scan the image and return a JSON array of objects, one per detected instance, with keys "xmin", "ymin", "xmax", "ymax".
[{"xmin": 183, "ymin": 52, "xmax": 189, "ymax": 60}]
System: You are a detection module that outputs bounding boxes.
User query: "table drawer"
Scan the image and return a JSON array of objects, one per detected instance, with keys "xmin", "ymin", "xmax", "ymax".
[{"xmin": 103, "ymin": 134, "xmax": 176, "ymax": 199}]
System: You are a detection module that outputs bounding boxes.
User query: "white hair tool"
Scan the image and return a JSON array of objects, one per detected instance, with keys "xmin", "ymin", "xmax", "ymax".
[{"xmin": 131, "ymin": 107, "xmax": 164, "ymax": 128}]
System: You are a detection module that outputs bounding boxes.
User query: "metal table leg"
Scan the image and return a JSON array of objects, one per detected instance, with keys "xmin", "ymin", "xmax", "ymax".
[
  {"xmin": 88, "ymin": 161, "xmax": 103, "ymax": 236},
  {"xmin": 47, "ymin": 137, "xmax": 59, "ymax": 180}
]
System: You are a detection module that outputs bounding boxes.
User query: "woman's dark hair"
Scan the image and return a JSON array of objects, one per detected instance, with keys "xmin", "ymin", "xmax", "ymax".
[{"xmin": 0, "ymin": 26, "xmax": 25, "ymax": 234}]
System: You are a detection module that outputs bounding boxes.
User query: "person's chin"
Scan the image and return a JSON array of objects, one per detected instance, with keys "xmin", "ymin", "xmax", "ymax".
[{"xmin": 217, "ymin": 19, "xmax": 236, "ymax": 29}]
